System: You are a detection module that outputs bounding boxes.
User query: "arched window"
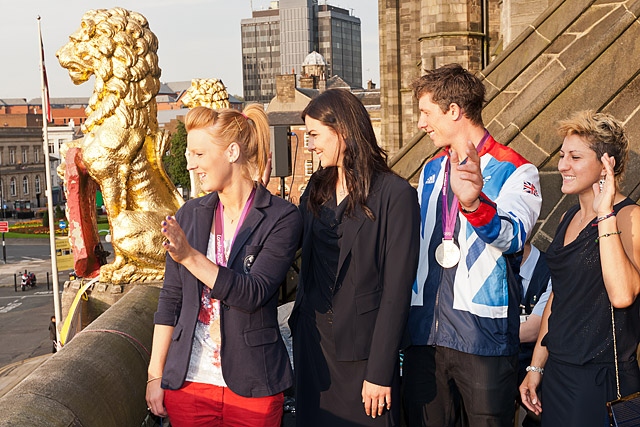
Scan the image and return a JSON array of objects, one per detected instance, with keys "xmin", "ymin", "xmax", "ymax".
[
  {"xmin": 22, "ymin": 176, "xmax": 29, "ymax": 195},
  {"xmin": 10, "ymin": 178, "xmax": 16, "ymax": 196},
  {"xmin": 35, "ymin": 176, "xmax": 41, "ymax": 194}
]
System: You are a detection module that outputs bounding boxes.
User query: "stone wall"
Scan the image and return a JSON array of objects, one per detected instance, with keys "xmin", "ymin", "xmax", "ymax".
[
  {"xmin": 390, "ymin": 0, "xmax": 640, "ymax": 250},
  {"xmin": 0, "ymin": 285, "xmax": 158, "ymax": 427}
]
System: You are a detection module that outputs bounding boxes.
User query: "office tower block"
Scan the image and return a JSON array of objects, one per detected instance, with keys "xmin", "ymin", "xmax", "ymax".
[
  {"xmin": 241, "ymin": 0, "xmax": 361, "ymax": 104},
  {"xmin": 317, "ymin": 3, "xmax": 362, "ymax": 92}
]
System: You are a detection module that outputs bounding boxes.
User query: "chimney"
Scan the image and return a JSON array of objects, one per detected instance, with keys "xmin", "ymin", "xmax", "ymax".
[
  {"xmin": 319, "ymin": 72, "xmax": 326, "ymax": 92},
  {"xmin": 276, "ymin": 74, "xmax": 297, "ymax": 103}
]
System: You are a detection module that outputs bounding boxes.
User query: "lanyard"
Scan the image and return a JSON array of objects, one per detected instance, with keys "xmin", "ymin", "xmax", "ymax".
[
  {"xmin": 214, "ymin": 188, "xmax": 256, "ymax": 267},
  {"xmin": 441, "ymin": 130, "xmax": 490, "ymax": 241}
]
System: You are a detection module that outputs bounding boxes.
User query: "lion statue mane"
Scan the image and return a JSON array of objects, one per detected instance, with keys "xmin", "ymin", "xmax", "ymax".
[{"xmin": 57, "ymin": 7, "xmax": 183, "ymax": 284}]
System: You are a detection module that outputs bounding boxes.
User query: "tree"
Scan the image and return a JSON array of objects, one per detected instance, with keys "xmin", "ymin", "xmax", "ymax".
[{"xmin": 162, "ymin": 120, "xmax": 190, "ymax": 192}]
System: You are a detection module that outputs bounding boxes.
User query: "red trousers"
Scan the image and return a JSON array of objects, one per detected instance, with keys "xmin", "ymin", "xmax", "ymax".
[{"xmin": 164, "ymin": 381, "xmax": 283, "ymax": 427}]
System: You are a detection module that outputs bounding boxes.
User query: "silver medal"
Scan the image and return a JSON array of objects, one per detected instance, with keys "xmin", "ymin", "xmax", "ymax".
[{"xmin": 435, "ymin": 239, "xmax": 460, "ymax": 268}]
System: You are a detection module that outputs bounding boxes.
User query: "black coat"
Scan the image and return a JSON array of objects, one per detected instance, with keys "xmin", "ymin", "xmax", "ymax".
[
  {"xmin": 155, "ymin": 185, "xmax": 302, "ymax": 397},
  {"xmin": 291, "ymin": 172, "xmax": 420, "ymax": 387}
]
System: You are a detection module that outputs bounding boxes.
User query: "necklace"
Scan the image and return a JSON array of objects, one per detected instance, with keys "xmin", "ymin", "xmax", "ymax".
[
  {"xmin": 577, "ymin": 210, "xmax": 595, "ymax": 226},
  {"xmin": 225, "ymin": 211, "xmax": 241, "ymax": 224},
  {"xmin": 337, "ymin": 181, "xmax": 347, "ymax": 198}
]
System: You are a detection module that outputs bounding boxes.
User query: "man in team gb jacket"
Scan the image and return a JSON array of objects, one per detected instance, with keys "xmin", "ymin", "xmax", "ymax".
[{"xmin": 402, "ymin": 64, "xmax": 542, "ymax": 427}]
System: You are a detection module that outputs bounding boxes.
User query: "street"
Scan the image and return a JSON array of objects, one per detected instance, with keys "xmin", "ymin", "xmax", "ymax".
[
  {"xmin": 0, "ymin": 238, "xmax": 66, "ymax": 264},
  {"xmin": 0, "ymin": 238, "xmax": 114, "ymax": 368},
  {"xmin": 0, "ymin": 285, "xmax": 58, "ymax": 366}
]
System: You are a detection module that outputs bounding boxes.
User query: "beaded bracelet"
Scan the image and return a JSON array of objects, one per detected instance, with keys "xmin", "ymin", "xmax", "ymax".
[
  {"xmin": 596, "ymin": 211, "xmax": 616, "ymax": 223},
  {"xmin": 595, "ymin": 230, "xmax": 622, "ymax": 243}
]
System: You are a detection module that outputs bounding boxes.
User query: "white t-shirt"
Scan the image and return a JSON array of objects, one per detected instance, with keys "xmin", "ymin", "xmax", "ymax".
[{"xmin": 185, "ymin": 233, "xmax": 229, "ymax": 387}]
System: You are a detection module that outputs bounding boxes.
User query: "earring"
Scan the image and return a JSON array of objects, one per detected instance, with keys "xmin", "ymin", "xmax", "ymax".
[{"xmin": 599, "ymin": 178, "xmax": 605, "ymax": 192}]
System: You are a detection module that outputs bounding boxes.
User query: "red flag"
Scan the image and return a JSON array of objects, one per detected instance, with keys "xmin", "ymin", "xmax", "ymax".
[{"xmin": 38, "ymin": 20, "xmax": 52, "ymax": 123}]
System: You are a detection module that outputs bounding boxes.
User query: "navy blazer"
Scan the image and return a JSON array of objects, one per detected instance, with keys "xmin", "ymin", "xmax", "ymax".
[
  {"xmin": 291, "ymin": 172, "xmax": 420, "ymax": 387},
  {"xmin": 155, "ymin": 185, "xmax": 302, "ymax": 397}
]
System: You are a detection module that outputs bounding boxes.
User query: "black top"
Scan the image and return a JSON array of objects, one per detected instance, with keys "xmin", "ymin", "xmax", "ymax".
[
  {"xmin": 543, "ymin": 198, "xmax": 640, "ymax": 365},
  {"xmin": 305, "ymin": 196, "xmax": 347, "ymax": 314}
]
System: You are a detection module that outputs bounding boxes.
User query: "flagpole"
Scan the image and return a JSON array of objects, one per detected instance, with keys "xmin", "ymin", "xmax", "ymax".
[{"xmin": 38, "ymin": 15, "xmax": 62, "ymax": 347}]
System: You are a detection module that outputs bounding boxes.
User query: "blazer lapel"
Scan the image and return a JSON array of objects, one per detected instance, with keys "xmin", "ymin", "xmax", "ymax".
[
  {"xmin": 227, "ymin": 185, "xmax": 268, "ymax": 266},
  {"xmin": 336, "ymin": 205, "xmax": 366, "ymax": 282},
  {"xmin": 335, "ymin": 175, "xmax": 382, "ymax": 287},
  {"xmin": 193, "ymin": 193, "xmax": 217, "ymax": 256}
]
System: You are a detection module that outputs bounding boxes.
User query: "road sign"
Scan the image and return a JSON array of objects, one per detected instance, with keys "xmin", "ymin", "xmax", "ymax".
[
  {"xmin": 0, "ymin": 221, "xmax": 8, "ymax": 233},
  {"xmin": 59, "ymin": 220, "xmax": 67, "ymax": 230},
  {"xmin": 55, "ymin": 237, "xmax": 74, "ymax": 270}
]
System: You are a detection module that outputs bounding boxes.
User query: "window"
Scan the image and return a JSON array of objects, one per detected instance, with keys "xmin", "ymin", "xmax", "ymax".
[
  {"xmin": 22, "ymin": 148, "xmax": 27, "ymax": 164},
  {"xmin": 304, "ymin": 133, "xmax": 309, "ymax": 148},
  {"xmin": 9, "ymin": 148, "xmax": 15, "ymax": 165},
  {"xmin": 10, "ymin": 178, "xmax": 16, "ymax": 196},
  {"xmin": 305, "ymin": 159, "xmax": 313, "ymax": 176},
  {"xmin": 35, "ymin": 176, "xmax": 41, "ymax": 194},
  {"xmin": 22, "ymin": 176, "xmax": 29, "ymax": 195},
  {"xmin": 34, "ymin": 147, "xmax": 40, "ymax": 163}
]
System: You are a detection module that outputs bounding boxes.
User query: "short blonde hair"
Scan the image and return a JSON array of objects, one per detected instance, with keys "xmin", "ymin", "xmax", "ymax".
[{"xmin": 557, "ymin": 110, "xmax": 628, "ymax": 183}]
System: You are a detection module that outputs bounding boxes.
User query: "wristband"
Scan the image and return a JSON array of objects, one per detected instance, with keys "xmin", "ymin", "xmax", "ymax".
[
  {"xmin": 596, "ymin": 211, "xmax": 616, "ymax": 223},
  {"xmin": 147, "ymin": 376, "xmax": 162, "ymax": 384}
]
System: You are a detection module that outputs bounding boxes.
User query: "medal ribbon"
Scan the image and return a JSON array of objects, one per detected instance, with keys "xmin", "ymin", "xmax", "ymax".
[
  {"xmin": 441, "ymin": 130, "xmax": 490, "ymax": 240},
  {"xmin": 214, "ymin": 187, "xmax": 256, "ymax": 267}
]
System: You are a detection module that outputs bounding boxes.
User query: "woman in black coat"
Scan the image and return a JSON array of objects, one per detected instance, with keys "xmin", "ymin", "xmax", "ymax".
[{"xmin": 290, "ymin": 89, "xmax": 420, "ymax": 426}]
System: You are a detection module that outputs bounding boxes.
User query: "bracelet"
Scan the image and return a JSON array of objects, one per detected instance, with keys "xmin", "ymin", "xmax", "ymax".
[
  {"xmin": 146, "ymin": 376, "xmax": 162, "ymax": 384},
  {"xmin": 595, "ymin": 230, "xmax": 622, "ymax": 243},
  {"xmin": 526, "ymin": 365, "xmax": 544, "ymax": 375},
  {"xmin": 596, "ymin": 211, "xmax": 616, "ymax": 223},
  {"xmin": 460, "ymin": 201, "xmax": 480, "ymax": 214}
]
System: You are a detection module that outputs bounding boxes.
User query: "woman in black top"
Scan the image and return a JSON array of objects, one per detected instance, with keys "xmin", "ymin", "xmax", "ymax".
[
  {"xmin": 519, "ymin": 111, "xmax": 640, "ymax": 426},
  {"xmin": 290, "ymin": 89, "xmax": 420, "ymax": 426}
]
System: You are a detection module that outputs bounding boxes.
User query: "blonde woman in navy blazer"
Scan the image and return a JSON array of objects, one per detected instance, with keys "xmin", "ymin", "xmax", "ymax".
[
  {"xmin": 290, "ymin": 89, "xmax": 421, "ymax": 426},
  {"xmin": 146, "ymin": 105, "xmax": 301, "ymax": 427}
]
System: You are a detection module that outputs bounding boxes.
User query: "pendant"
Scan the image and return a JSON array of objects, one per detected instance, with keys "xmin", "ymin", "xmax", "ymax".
[{"xmin": 435, "ymin": 239, "xmax": 460, "ymax": 268}]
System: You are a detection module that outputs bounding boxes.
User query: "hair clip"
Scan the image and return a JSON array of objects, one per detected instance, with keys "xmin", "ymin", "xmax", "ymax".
[{"xmin": 234, "ymin": 117, "xmax": 243, "ymax": 133}]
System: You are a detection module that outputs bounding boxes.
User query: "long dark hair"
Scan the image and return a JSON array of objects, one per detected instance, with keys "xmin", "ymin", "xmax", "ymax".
[{"xmin": 302, "ymin": 89, "xmax": 392, "ymax": 219}]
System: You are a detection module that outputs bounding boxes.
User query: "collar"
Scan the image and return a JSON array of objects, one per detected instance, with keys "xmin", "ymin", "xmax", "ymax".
[{"xmin": 519, "ymin": 244, "xmax": 540, "ymax": 282}]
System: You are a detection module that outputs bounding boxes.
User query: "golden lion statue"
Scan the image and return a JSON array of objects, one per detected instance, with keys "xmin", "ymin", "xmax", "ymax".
[
  {"xmin": 57, "ymin": 7, "xmax": 183, "ymax": 284},
  {"xmin": 181, "ymin": 78, "xmax": 230, "ymax": 110}
]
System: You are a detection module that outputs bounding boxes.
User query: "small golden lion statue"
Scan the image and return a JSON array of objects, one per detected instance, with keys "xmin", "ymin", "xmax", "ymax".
[
  {"xmin": 57, "ymin": 7, "xmax": 183, "ymax": 284},
  {"xmin": 181, "ymin": 78, "xmax": 230, "ymax": 110}
]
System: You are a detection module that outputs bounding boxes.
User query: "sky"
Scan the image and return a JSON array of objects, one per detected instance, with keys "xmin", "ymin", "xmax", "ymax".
[{"xmin": 0, "ymin": 0, "xmax": 380, "ymax": 101}]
